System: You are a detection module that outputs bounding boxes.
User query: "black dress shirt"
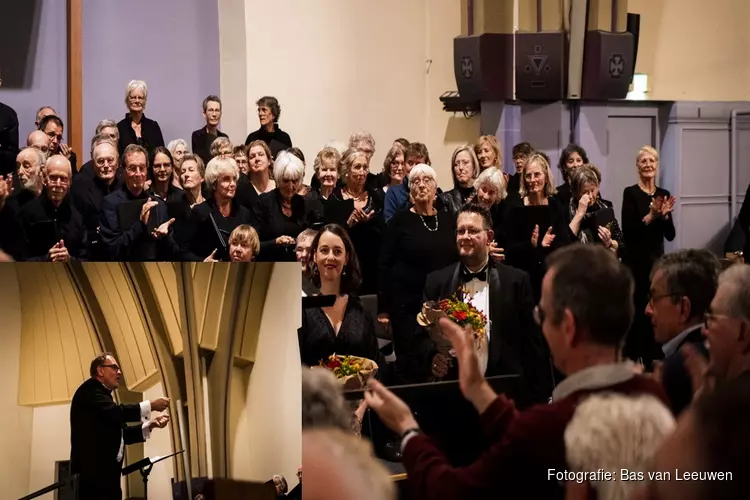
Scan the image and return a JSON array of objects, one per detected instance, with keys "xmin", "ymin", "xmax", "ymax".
[
  {"xmin": 18, "ymin": 194, "xmax": 86, "ymax": 260},
  {"xmin": 191, "ymin": 127, "xmax": 229, "ymax": 165},
  {"xmin": 0, "ymin": 101, "xmax": 19, "ymax": 176},
  {"xmin": 244, "ymin": 126, "xmax": 292, "ymax": 158},
  {"xmin": 117, "ymin": 114, "xmax": 165, "ymax": 156},
  {"xmin": 71, "ymin": 175, "xmax": 121, "ymax": 260}
]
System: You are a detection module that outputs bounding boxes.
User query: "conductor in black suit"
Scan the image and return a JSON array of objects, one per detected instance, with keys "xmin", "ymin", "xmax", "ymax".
[
  {"xmin": 645, "ymin": 249, "xmax": 720, "ymax": 414},
  {"xmin": 70, "ymin": 353, "xmax": 171, "ymax": 500}
]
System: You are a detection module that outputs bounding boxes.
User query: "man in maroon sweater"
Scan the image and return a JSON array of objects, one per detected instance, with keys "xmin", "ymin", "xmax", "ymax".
[{"xmin": 365, "ymin": 244, "xmax": 667, "ymax": 499}]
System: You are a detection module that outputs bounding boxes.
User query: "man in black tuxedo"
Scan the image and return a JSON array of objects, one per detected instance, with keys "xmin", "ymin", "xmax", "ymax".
[
  {"xmin": 418, "ymin": 204, "xmax": 551, "ymax": 405},
  {"xmin": 646, "ymin": 249, "xmax": 720, "ymax": 414},
  {"xmin": 70, "ymin": 353, "xmax": 171, "ymax": 500}
]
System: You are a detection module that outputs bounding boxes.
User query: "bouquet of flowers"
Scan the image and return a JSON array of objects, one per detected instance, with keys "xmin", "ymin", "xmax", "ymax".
[
  {"xmin": 417, "ymin": 288, "xmax": 487, "ymax": 354},
  {"xmin": 319, "ymin": 354, "xmax": 378, "ymax": 390}
]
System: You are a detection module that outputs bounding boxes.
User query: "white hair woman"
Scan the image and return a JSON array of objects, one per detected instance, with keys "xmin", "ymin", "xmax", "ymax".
[
  {"xmin": 441, "ymin": 144, "xmax": 480, "ymax": 215},
  {"xmin": 311, "ymin": 147, "xmax": 341, "ymax": 200},
  {"xmin": 378, "ymin": 164, "xmax": 460, "ymax": 382},
  {"xmin": 117, "ymin": 79, "xmax": 165, "ymax": 156},
  {"xmin": 186, "ymin": 157, "xmax": 253, "ymax": 261},
  {"xmin": 473, "ymin": 166, "xmax": 508, "ymax": 263},
  {"xmin": 167, "ymin": 138, "xmax": 189, "ymax": 189},
  {"xmin": 252, "ymin": 150, "xmax": 322, "ymax": 261}
]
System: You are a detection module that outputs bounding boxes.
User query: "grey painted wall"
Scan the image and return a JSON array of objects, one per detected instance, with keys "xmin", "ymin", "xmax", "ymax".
[
  {"xmin": 81, "ymin": 0, "xmax": 221, "ymax": 157},
  {"xmin": 0, "ymin": 0, "xmax": 68, "ymax": 144}
]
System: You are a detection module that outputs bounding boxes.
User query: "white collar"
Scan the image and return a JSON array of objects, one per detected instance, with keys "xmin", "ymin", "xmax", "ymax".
[{"xmin": 552, "ymin": 362, "xmax": 637, "ymax": 402}]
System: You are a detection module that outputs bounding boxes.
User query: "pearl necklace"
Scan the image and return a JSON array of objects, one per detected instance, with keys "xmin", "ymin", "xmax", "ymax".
[{"xmin": 419, "ymin": 212, "xmax": 439, "ymax": 232}]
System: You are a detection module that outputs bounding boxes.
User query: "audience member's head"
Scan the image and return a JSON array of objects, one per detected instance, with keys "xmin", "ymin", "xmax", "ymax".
[
  {"xmin": 202, "ymin": 95, "xmax": 222, "ymax": 128},
  {"xmin": 542, "ymin": 244, "xmax": 635, "ymax": 374},
  {"xmin": 558, "ymin": 143, "xmax": 589, "ymax": 182},
  {"xmin": 450, "ymin": 145, "xmax": 480, "ymax": 188},
  {"xmin": 27, "ymin": 130, "xmax": 50, "ymax": 155},
  {"xmin": 520, "ymin": 152, "xmax": 557, "ymax": 199},
  {"xmin": 204, "ymin": 157, "xmax": 239, "ymax": 200},
  {"xmin": 16, "ymin": 147, "xmax": 45, "ymax": 193},
  {"xmin": 473, "ymin": 167, "xmax": 507, "ymax": 208},
  {"xmin": 309, "ymin": 224, "xmax": 361, "ymax": 294},
  {"xmin": 39, "ymin": 115, "xmax": 64, "ymax": 155},
  {"xmin": 349, "ymin": 132, "xmax": 375, "ymax": 161},
  {"xmin": 125, "ymin": 80, "xmax": 148, "ymax": 114},
  {"xmin": 512, "ymin": 141, "xmax": 534, "ymax": 173},
  {"xmin": 456, "ymin": 204, "xmax": 494, "ymax": 269},
  {"xmin": 210, "ymin": 136, "xmax": 233, "ymax": 159},
  {"xmin": 122, "ymin": 144, "xmax": 149, "ymax": 194},
  {"xmin": 303, "ymin": 428, "xmax": 396, "ymax": 500},
  {"xmin": 95, "ymin": 119, "xmax": 119, "ymax": 143},
  {"xmin": 91, "ymin": 138, "xmax": 118, "ymax": 185},
  {"xmin": 640, "ymin": 376, "xmax": 750, "ymax": 500},
  {"xmin": 474, "ymin": 135, "xmax": 502, "ymax": 170},
  {"xmin": 302, "ymin": 367, "xmax": 351, "ymax": 431},
  {"xmin": 90, "ymin": 352, "xmax": 121, "ymax": 390},
  {"xmin": 44, "ymin": 155, "xmax": 72, "ymax": 206},
  {"xmin": 273, "ymin": 150, "xmax": 305, "ymax": 200},
  {"xmin": 565, "ymin": 393, "xmax": 675, "ymax": 500},
  {"xmin": 228, "ymin": 225, "xmax": 260, "ymax": 262},
  {"xmin": 256, "ymin": 96, "xmax": 281, "ymax": 127},
  {"xmin": 35, "ymin": 106, "xmax": 56, "ymax": 129},
  {"xmin": 646, "ymin": 249, "xmax": 720, "ymax": 345},
  {"xmin": 703, "ymin": 263, "xmax": 750, "ymax": 382},
  {"xmin": 404, "ymin": 142, "xmax": 430, "ymax": 173},
  {"xmin": 296, "ymin": 228, "xmax": 318, "ymax": 274}
]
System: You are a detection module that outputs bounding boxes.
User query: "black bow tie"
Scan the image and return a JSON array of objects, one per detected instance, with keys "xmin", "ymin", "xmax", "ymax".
[{"xmin": 462, "ymin": 265, "xmax": 488, "ymax": 283}]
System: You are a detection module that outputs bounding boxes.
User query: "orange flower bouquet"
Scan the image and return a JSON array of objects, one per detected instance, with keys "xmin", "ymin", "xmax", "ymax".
[
  {"xmin": 417, "ymin": 288, "xmax": 487, "ymax": 353},
  {"xmin": 319, "ymin": 354, "xmax": 378, "ymax": 391}
]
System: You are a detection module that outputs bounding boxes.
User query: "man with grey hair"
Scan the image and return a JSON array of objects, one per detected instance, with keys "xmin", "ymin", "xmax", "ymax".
[
  {"xmin": 34, "ymin": 105, "xmax": 57, "ymax": 129},
  {"xmin": 296, "ymin": 228, "xmax": 319, "ymax": 295},
  {"xmin": 77, "ymin": 119, "xmax": 121, "ymax": 181},
  {"xmin": 645, "ymin": 249, "xmax": 720, "ymax": 414},
  {"xmin": 0, "ymin": 148, "xmax": 46, "ymax": 258},
  {"xmin": 564, "ymin": 392, "xmax": 675, "ymax": 500}
]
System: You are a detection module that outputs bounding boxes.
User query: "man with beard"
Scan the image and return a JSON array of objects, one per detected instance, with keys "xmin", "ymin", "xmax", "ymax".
[
  {"xmin": 0, "ymin": 147, "xmax": 46, "ymax": 257},
  {"xmin": 18, "ymin": 155, "xmax": 85, "ymax": 260},
  {"xmin": 191, "ymin": 95, "xmax": 228, "ymax": 165}
]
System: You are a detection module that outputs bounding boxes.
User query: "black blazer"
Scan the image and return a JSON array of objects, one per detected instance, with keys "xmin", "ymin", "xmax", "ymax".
[
  {"xmin": 417, "ymin": 261, "xmax": 551, "ymax": 405},
  {"xmin": 117, "ymin": 114, "xmax": 165, "ymax": 156},
  {"xmin": 0, "ymin": 101, "xmax": 19, "ymax": 176},
  {"xmin": 662, "ymin": 326, "xmax": 708, "ymax": 415},
  {"xmin": 18, "ymin": 194, "xmax": 86, "ymax": 260},
  {"xmin": 70, "ymin": 378, "xmax": 146, "ymax": 500},
  {"xmin": 191, "ymin": 127, "xmax": 229, "ymax": 165},
  {"xmin": 185, "ymin": 197, "xmax": 253, "ymax": 260}
]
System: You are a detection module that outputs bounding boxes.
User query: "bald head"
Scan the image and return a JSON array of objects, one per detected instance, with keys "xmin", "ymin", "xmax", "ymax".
[
  {"xmin": 45, "ymin": 155, "xmax": 72, "ymax": 205},
  {"xmin": 27, "ymin": 130, "xmax": 50, "ymax": 155}
]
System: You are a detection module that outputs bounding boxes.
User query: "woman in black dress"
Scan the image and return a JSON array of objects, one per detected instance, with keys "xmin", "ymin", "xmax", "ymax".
[
  {"xmin": 621, "ymin": 146, "xmax": 676, "ymax": 365},
  {"xmin": 252, "ymin": 151, "xmax": 323, "ymax": 261},
  {"xmin": 555, "ymin": 143, "xmax": 588, "ymax": 208},
  {"xmin": 473, "ymin": 166, "xmax": 509, "ymax": 262},
  {"xmin": 440, "ymin": 145, "xmax": 479, "ymax": 215},
  {"xmin": 117, "ymin": 80, "xmax": 165, "ymax": 156},
  {"xmin": 378, "ymin": 164, "xmax": 459, "ymax": 383}
]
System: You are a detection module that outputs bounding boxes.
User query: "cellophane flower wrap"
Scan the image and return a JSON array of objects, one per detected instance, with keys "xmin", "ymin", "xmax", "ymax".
[
  {"xmin": 417, "ymin": 288, "xmax": 487, "ymax": 353},
  {"xmin": 319, "ymin": 354, "xmax": 378, "ymax": 390}
]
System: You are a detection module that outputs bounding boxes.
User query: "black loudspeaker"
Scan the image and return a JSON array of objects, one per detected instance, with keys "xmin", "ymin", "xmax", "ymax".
[
  {"xmin": 454, "ymin": 34, "xmax": 514, "ymax": 102},
  {"xmin": 581, "ymin": 31, "xmax": 635, "ymax": 99},
  {"xmin": 626, "ymin": 13, "xmax": 641, "ymax": 82},
  {"xmin": 515, "ymin": 32, "xmax": 568, "ymax": 100}
]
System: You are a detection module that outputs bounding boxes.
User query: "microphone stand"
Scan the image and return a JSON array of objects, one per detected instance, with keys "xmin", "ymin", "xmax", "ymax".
[{"xmin": 122, "ymin": 449, "xmax": 185, "ymax": 500}]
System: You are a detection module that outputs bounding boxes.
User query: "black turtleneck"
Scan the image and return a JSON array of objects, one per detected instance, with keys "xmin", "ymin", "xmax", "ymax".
[
  {"xmin": 244, "ymin": 125, "xmax": 292, "ymax": 159},
  {"xmin": 18, "ymin": 194, "xmax": 86, "ymax": 260}
]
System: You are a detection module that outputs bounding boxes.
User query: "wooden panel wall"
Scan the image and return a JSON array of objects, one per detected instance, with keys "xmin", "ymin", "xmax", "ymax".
[{"xmin": 140, "ymin": 262, "xmax": 184, "ymax": 355}]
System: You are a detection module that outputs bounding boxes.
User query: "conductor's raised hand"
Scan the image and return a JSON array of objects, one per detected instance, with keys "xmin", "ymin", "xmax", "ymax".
[
  {"xmin": 140, "ymin": 198, "xmax": 159, "ymax": 224},
  {"xmin": 151, "ymin": 396, "xmax": 170, "ymax": 412},
  {"xmin": 364, "ymin": 379, "xmax": 418, "ymax": 435},
  {"xmin": 149, "ymin": 414, "xmax": 170, "ymax": 430}
]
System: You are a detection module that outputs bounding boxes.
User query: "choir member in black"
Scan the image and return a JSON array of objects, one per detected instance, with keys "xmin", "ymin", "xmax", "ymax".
[
  {"xmin": 178, "ymin": 154, "xmax": 206, "ymax": 208},
  {"xmin": 39, "ymin": 115, "xmax": 78, "ymax": 173},
  {"xmin": 383, "ymin": 142, "xmax": 431, "ymax": 223},
  {"xmin": 474, "ymin": 135, "xmax": 502, "ymax": 172},
  {"xmin": 191, "ymin": 95, "xmax": 229, "ymax": 165},
  {"xmin": 380, "ymin": 144, "xmax": 405, "ymax": 194},
  {"xmin": 149, "ymin": 147, "xmax": 190, "ymax": 239},
  {"xmin": 223, "ymin": 224, "xmax": 260, "ymax": 262},
  {"xmin": 622, "ymin": 146, "xmax": 676, "ymax": 365},
  {"xmin": 505, "ymin": 153, "xmax": 571, "ymax": 300},
  {"xmin": 473, "ymin": 166, "xmax": 509, "ymax": 263},
  {"xmin": 378, "ymin": 164, "xmax": 459, "ymax": 382},
  {"xmin": 307, "ymin": 147, "xmax": 340, "ymax": 204},
  {"xmin": 0, "ymin": 84, "xmax": 19, "ymax": 176},
  {"xmin": 70, "ymin": 137, "xmax": 121, "ymax": 260},
  {"xmin": 117, "ymin": 80, "xmax": 165, "ymax": 156},
  {"xmin": 18, "ymin": 155, "xmax": 85, "ymax": 261},
  {"xmin": 555, "ymin": 143, "xmax": 588, "ymax": 208},
  {"xmin": 348, "ymin": 131, "xmax": 387, "ymax": 192},
  {"xmin": 7, "ymin": 146, "xmax": 44, "ymax": 211},
  {"xmin": 440, "ymin": 145, "xmax": 479, "ymax": 215},
  {"xmin": 167, "ymin": 139, "xmax": 189, "ymax": 189},
  {"xmin": 185, "ymin": 157, "xmax": 252, "ymax": 260},
  {"xmin": 77, "ymin": 120, "xmax": 120, "ymax": 181},
  {"xmin": 296, "ymin": 228, "xmax": 319, "ymax": 295},
  {"xmin": 252, "ymin": 151, "xmax": 322, "ymax": 261},
  {"xmin": 99, "ymin": 144, "xmax": 183, "ymax": 261},
  {"xmin": 244, "ymin": 96, "xmax": 292, "ymax": 159},
  {"xmin": 325, "ymin": 148, "xmax": 384, "ymax": 295},
  {"xmin": 567, "ymin": 164, "xmax": 625, "ymax": 257},
  {"xmin": 236, "ymin": 140, "xmax": 276, "ymax": 210},
  {"xmin": 0, "ymin": 174, "xmax": 17, "ymax": 257},
  {"xmin": 507, "ymin": 141, "xmax": 534, "ymax": 205}
]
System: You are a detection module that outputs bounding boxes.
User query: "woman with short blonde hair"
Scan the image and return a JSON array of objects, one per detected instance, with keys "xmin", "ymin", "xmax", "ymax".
[
  {"xmin": 441, "ymin": 145, "xmax": 481, "ymax": 215},
  {"xmin": 474, "ymin": 135, "xmax": 502, "ymax": 171},
  {"xmin": 311, "ymin": 147, "xmax": 341, "ymax": 201},
  {"xmin": 228, "ymin": 224, "xmax": 260, "ymax": 262},
  {"xmin": 117, "ymin": 79, "xmax": 165, "ymax": 156}
]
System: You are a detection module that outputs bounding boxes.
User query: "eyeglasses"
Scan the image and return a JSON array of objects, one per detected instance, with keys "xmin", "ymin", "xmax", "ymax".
[
  {"xmin": 533, "ymin": 305, "xmax": 545, "ymax": 326},
  {"xmin": 646, "ymin": 292, "xmax": 679, "ymax": 306},
  {"xmin": 456, "ymin": 227, "xmax": 486, "ymax": 236},
  {"xmin": 101, "ymin": 364, "xmax": 121, "ymax": 372},
  {"xmin": 704, "ymin": 312, "xmax": 732, "ymax": 329}
]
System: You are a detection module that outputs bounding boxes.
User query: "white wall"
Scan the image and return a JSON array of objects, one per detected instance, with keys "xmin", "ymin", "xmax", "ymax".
[
  {"xmin": 230, "ymin": 263, "xmax": 302, "ymax": 487},
  {"xmin": 0, "ymin": 265, "xmax": 33, "ymax": 499},
  {"xmin": 28, "ymin": 404, "xmax": 72, "ymax": 495},
  {"xmin": 143, "ymin": 382, "xmax": 175, "ymax": 500}
]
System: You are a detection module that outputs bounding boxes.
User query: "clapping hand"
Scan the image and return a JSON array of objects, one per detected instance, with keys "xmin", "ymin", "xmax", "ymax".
[
  {"xmin": 0, "ymin": 174, "xmax": 13, "ymax": 207},
  {"xmin": 488, "ymin": 241, "xmax": 505, "ymax": 262},
  {"xmin": 151, "ymin": 218, "xmax": 175, "ymax": 239},
  {"xmin": 48, "ymin": 240, "xmax": 70, "ymax": 262},
  {"xmin": 660, "ymin": 196, "xmax": 676, "ymax": 217},
  {"xmin": 364, "ymin": 379, "xmax": 418, "ymax": 436},
  {"xmin": 531, "ymin": 225, "xmax": 555, "ymax": 248},
  {"xmin": 140, "ymin": 198, "xmax": 159, "ymax": 225},
  {"xmin": 347, "ymin": 208, "xmax": 374, "ymax": 227}
]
